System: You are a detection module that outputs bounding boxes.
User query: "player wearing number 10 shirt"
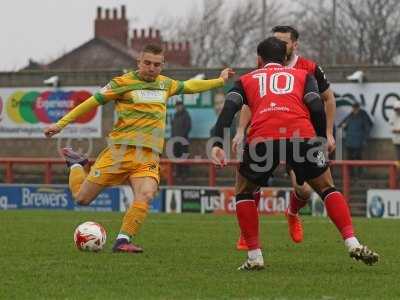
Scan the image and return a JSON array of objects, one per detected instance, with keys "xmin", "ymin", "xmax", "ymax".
[
  {"xmin": 234, "ymin": 26, "xmax": 336, "ymax": 250},
  {"xmin": 210, "ymin": 37, "xmax": 379, "ymax": 270},
  {"xmin": 242, "ymin": 64, "xmax": 319, "ymax": 141}
]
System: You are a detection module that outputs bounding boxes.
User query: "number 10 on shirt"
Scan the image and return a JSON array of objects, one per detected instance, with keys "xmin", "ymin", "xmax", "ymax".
[{"xmin": 253, "ymin": 72, "xmax": 295, "ymax": 97}]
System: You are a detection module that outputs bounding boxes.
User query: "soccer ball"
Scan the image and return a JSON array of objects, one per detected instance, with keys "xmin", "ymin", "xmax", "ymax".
[{"xmin": 74, "ymin": 221, "xmax": 107, "ymax": 252}]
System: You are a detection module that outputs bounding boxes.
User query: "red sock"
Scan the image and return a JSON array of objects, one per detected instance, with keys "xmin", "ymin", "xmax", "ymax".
[
  {"xmin": 288, "ymin": 191, "xmax": 308, "ymax": 214},
  {"xmin": 236, "ymin": 197, "xmax": 260, "ymax": 250},
  {"xmin": 253, "ymin": 189, "xmax": 261, "ymax": 210},
  {"xmin": 324, "ymin": 191, "xmax": 355, "ymax": 240}
]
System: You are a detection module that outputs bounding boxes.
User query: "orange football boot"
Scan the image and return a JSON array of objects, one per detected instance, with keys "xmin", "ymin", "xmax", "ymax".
[{"xmin": 285, "ymin": 208, "xmax": 304, "ymax": 243}]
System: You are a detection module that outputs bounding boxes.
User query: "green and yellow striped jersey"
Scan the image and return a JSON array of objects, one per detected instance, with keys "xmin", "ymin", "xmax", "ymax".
[
  {"xmin": 56, "ymin": 70, "xmax": 224, "ymax": 153},
  {"xmin": 93, "ymin": 71, "xmax": 184, "ymax": 153}
]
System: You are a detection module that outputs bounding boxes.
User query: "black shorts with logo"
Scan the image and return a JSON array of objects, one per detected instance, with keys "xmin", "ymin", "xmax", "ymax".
[{"xmin": 239, "ymin": 139, "xmax": 328, "ymax": 187}]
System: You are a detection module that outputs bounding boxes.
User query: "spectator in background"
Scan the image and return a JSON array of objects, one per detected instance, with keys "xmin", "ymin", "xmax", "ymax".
[
  {"xmin": 390, "ymin": 101, "xmax": 400, "ymax": 161},
  {"xmin": 171, "ymin": 100, "xmax": 192, "ymax": 176},
  {"xmin": 213, "ymin": 92, "xmax": 226, "ymax": 116},
  {"xmin": 340, "ymin": 102, "xmax": 373, "ymax": 176},
  {"xmin": 212, "ymin": 92, "xmax": 238, "ymax": 138}
]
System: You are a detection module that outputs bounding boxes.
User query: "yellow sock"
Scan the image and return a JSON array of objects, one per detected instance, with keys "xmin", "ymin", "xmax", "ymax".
[
  {"xmin": 69, "ymin": 166, "xmax": 86, "ymax": 198},
  {"xmin": 120, "ymin": 201, "xmax": 149, "ymax": 237}
]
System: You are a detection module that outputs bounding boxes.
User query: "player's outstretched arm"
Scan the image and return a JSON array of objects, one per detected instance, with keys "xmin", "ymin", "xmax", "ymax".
[
  {"xmin": 43, "ymin": 96, "xmax": 100, "ymax": 138},
  {"xmin": 219, "ymin": 68, "xmax": 235, "ymax": 83},
  {"xmin": 182, "ymin": 68, "xmax": 235, "ymax": 94},
  {"xmin": 232, "ymin": 105, "xmax": 251, "ymax": 153},
  {"xmin": 44, "ymin": 124, "xmax": 62, "ymax": 138}
]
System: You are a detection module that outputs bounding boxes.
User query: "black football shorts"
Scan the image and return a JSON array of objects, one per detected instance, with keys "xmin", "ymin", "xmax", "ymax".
[{"xmin": 239, "ymin": 139, "xmax": 328, "ymax": 187}]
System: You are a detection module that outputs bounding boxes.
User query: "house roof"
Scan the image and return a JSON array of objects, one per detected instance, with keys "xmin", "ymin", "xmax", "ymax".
[
  {"xmin": 20, "ymin": 38, "xmax": 142, "ymax": 71},
  {"xmin": 46, "ymin": 37, "xmax": 140, "ymax": 70},
  {"xmin": 21, "ymin": 36, "xmax": 189, "ymax": 71}
]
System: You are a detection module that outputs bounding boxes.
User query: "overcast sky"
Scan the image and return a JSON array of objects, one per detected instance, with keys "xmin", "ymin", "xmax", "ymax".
[{"xmin": 0, "ymin": 0, "xmax": 232, "ymax": 71}]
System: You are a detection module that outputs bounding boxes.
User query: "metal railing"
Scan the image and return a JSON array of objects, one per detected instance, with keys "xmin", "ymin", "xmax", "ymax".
[{"xmin": 0, "ymin": 157, "xmax": 398, "ymax": 200}]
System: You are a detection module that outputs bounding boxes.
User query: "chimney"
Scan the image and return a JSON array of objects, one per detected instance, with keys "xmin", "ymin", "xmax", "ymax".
[
  {"xmin": 162, "ymin": 41, "xmax": 168, "ymax": 51},
  {"xmin": 121, "ymin": 5, "xmax": 126, "ymax": 19},
  {"xmin": 164, "ymin": 40, "xmax": 192, "ymax": 67},
  {"xmin": 95, "ymin": 5, "xmax": 129, "ymax": 46},
  {"xmin": 131, "ymin": 27, "xmax": 163, "ymax": 52}
]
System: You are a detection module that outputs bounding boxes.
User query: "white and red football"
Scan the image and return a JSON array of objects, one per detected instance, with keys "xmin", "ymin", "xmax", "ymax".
[{"xmin": 74, "ymin": 221, "xmax": 107, "ymax": 252}]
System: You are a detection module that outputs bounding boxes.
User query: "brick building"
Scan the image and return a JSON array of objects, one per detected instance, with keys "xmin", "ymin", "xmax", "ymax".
[{"xmin": 22, "ymin": 5, "xmax": 191, "ymax": 71}]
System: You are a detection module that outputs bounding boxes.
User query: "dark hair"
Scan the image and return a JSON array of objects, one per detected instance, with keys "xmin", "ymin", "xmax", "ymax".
[
  {"xmin": 142, "ymin": 44, "xmax": 164, "ymax": 55},
  {"xmin": 272, "ymin": 25, "xmax": 299, "ymax": 41},
  {"xmin": 257, "ymin": 37, "xmax": 287, "ymax": 64}
]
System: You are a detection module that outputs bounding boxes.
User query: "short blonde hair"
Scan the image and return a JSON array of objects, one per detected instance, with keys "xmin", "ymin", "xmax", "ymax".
[{"xmin": 142, "ymin": 44, "xmax": 164, "ymax": 55}]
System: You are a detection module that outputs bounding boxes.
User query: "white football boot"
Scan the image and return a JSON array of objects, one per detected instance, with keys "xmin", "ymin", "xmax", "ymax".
[
  {"xmin": 349, "ymin": 245, "xmax": 379, "ymax": 266},
  {"xmin": 237, "ymin": 256, "xmax": 265, "ymax": 271}
]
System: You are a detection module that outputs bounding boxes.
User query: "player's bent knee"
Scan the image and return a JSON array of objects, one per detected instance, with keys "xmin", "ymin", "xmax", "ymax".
[
  {"xmin": 295, "ymin": 184, "xmax": 312, "ymax": 200},
  {"xmin": 74, "ymin": 193, "xmax": 93, "ymax": 206},
  {"xmin": 137, "ymin": 189, "xmax": 157, "ymax": 203}
]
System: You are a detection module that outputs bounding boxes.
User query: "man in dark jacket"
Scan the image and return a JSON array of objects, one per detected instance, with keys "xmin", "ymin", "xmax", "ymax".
[
  {"xmin": 340, "ymin": 102, "xmax": 373, "ymax": 176},
  {"xmin": 171, "ymin": 100, "xmax": 192, "ymax": 176}
]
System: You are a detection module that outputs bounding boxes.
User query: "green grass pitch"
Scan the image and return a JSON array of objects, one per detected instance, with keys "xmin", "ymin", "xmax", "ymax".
[{"xmin": 0, "ymin": 211, "xmax": 399, "ymax": 300}]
